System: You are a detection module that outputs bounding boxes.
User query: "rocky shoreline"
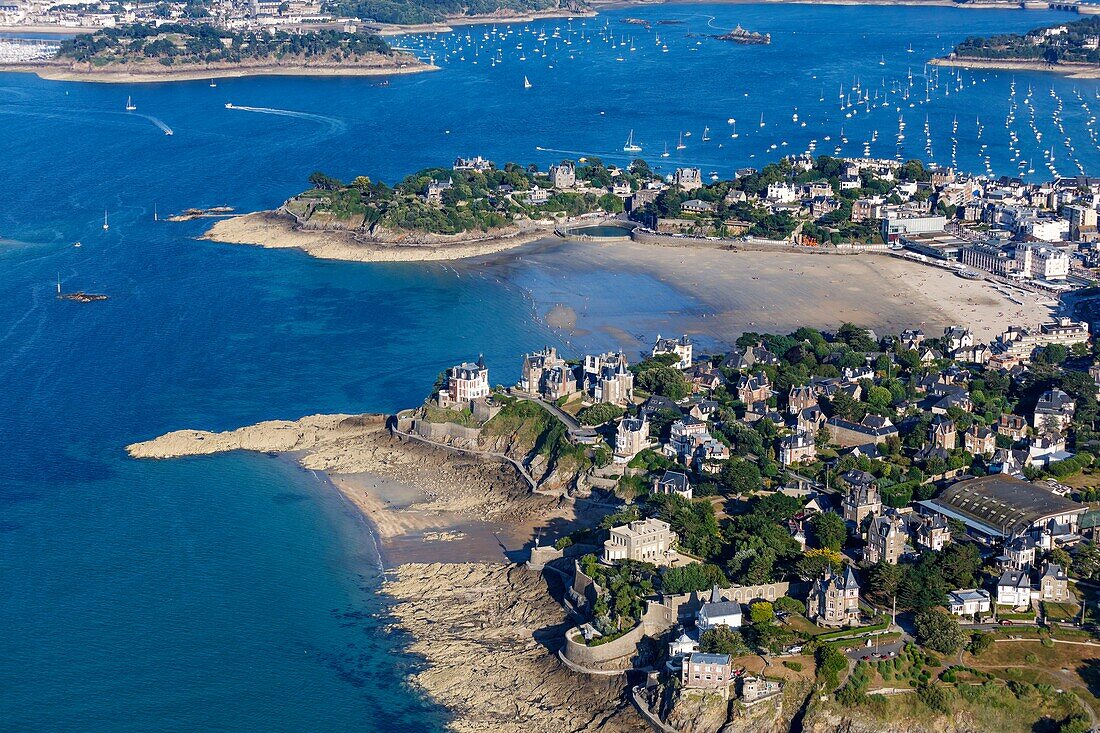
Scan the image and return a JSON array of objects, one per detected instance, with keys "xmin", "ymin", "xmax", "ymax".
[
  {"xmin": 201, "ymin": 210, "xmax": 553, "ymax": 263},
  {"xmin": 126, "ymin": 412, "xmax": 639, "ymax": 730},
  {"xmin": 384, "ymin": 561, "xmax": 643, "ymax": 733},
  {"xmin": 0, "ymin": 54, "xmax": 431, "ymax": 83},
  {"xmin": 125, "ymin": 413, "xmax": 562, "ymax": 539}
]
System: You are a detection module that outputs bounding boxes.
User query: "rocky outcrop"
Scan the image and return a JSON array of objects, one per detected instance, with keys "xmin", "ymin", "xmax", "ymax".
[
  {"xmin": 384, "ymin": 562, "xmax": 643, "ymax": 733},
  {"xmin": 126, "ymin": 413, "xmax": 556, "ymax": 523},
  {"xmin": 659, "ymin": 688, "xmax": 730, "ymax": 733}
]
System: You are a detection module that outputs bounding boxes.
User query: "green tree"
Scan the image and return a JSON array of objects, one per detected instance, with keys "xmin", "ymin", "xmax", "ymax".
[
  {"xmin": 811, "ymin": 512, "xmax": 847, "ymax": 551},
  {"xmin": 700, "ymin": 625, "xmax": 750, "ymax": 656},
  {"xmin": 309, "ymin": 171, "xmax": 343, "ymax": 190},
  {"xmin": 749, "ymin": 601, "xmax": 775, "ymax": 624},
  {"xmin": 865, "ymin": 560, "xmax": 902, "ymax": 606},
  {"xmin": 914, "ymin": 608, "xmax": 966, "ymax": 654},
  {"xmin": 720, "ymin": 458, "xmax": 763, "ymax": 495}
]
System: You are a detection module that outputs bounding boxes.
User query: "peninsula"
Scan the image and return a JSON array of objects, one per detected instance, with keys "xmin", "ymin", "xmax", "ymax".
[
  {"xmin": 0, "ymin": 23, "xmax": 427, "ymax": 82},
  {"xmin": 127, "ymin": 311, "xmax": 1100, "ymax": 733},
  {"xmin": 934, "ymin": 16, "xmax": 1100, "ymax": 78},
  {"xmin": 202, "ymin": 156, "xmax": 634, "ymax": 262}
]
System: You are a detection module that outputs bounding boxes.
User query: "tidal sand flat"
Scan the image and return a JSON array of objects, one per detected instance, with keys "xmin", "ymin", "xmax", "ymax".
[{"xmin": 480, "ymin": 241, "xmax": 1054, "ymax": 352}]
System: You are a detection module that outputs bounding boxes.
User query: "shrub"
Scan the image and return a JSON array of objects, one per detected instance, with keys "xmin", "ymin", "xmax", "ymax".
[
  {"xmin": 577, "ymin": 402, "xmax": 625, "ymax": 426},
  {"xmin": 968, "ymin": 632, "xmax": 994, "ymax": 656},
  {"xmin": 918, "ymin": 683, "xmax": 952, "ymax": 714},
  {"xmin": 784, "ymin": 661, "xmax": 803, "ymax": 672}
]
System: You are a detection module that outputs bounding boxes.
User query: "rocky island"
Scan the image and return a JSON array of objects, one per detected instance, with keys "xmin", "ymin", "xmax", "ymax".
[
  {"xmin": 0, "ymin": 23, "xmax": 428, "ymax": 83},
  {"xmin": 714, "ymin": 25, "xmax": 771, "ymax": 45}
]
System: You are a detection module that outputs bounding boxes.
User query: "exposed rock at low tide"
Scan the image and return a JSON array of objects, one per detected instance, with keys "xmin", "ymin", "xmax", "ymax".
[{"xmin": 384, "ymin": 561, "xmax": 643, "ymax": 733}]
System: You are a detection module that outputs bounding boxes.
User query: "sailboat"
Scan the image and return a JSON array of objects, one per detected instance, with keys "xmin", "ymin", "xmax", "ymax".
[
  {"xmin": 209, "ymin": 79, "xmax": 217, "ymax": 88},
  {"xmin": 675, "ymin": 132, "xmax": 686, "ymax": 150},
  {"xmin": 661, "ymin": 142, "xmax": 670, "ymax": 158},
  {"xmin": 523, "ymin": 75, "xmax": 532, "ymax": 89},
  {"xmin": 623, "ymin": 129, "xmax": 642, "ymax": 152},
  {"xmin": 102, "ymin": 210, "xmax": 109, "ymax": 231},
  {"xmin": 759, "ymin": 112, "xmax": 765, "ymax": 127},
  {"xmin": 125, "ymin": 96, "xmax": 136, "ymax": 112},
  {"xmin": 701, "ymin": 126, "xmax": 710, "ymax": 142},
  {"xmin": 730, "ymin": 119, "xmax": 738, "ymax": 139}
]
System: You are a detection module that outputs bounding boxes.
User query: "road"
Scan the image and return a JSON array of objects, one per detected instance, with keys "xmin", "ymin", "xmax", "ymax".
[{"xmin": 508, "ymin": 390, "xmax": 599, "ymax": 442}]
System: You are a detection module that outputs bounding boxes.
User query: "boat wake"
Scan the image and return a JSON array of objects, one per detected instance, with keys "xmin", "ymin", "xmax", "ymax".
[
  {"xmin": 139, "ymin": 114, "xmax": 174, "ymax": 136},
  {"xmin": 223, "ymin": 104, "xmax": 345, "ymax": 133}
]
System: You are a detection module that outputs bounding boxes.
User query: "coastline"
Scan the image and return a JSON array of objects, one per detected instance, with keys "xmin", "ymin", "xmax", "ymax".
[
  {"xmin": 201, "ymin": 210, "xmax": 554, "ymax": 263},
  {"xmin": 0, "ymin": 56, "xmax": 432, "ymax": 83},
  {"xmin": 591, "ymin": 0, "xmax": 1013, "ymax": 9},
  {"xmin": 375, "ymin": 8, "xmax": 598, "ymax": 36},
  {"xmin": 931, "ymin": 56, "xmax": 1100, "ymax": 77},
  {"xmin": 383, "ymin": 562, "xmax": 643, "ymax": 733}
]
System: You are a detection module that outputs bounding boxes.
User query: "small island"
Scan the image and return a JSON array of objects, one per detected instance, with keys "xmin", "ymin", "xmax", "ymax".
[
  {"xmin": 934, "ymin": 16, "xmax": 1100, "ymax": 78},
  {"xmin": 0, "ymin": 23, "xmax": 427, "ymax": 83},
  {"xmin": 714, "ymin": 25, "xmax": 771, "ymax": 45}
]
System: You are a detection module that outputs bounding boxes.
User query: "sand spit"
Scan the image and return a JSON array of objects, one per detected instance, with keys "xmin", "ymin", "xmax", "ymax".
[
  {"xmin": 202, "ymin": 211, "xmax": 550, "ymax": 263},
  {"xmin": 931, "ymin": 57, "xmax": 1100, "ymax": 78},
  {"xmin": 385, "ymin": 562, "xmax": 642, "ymax": 733}
]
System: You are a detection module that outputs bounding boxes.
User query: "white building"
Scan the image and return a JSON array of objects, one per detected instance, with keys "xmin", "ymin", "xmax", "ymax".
[
  {"xmin": 652, "ymin": 334, "xmax": 693, "ymax": 369},
  {"xmin": 697, "ymin": 585, "xmax": 743, "ymax": 630},
  {"xmin": 766, "ymin": 182, "xmax": 798, "ymax": 203},
  {"xmin": 947, "ymin": 588, "xmax": 992, "ymax": 618},
  {"xmin": 602, "ymin": 518, "xmax": 677, "ymax": 565},
  {"xmin": 1016, "ymin": 243, "xmax": 1070, "ymax": 281},
  {"xmin": 438, "ymin": 357, "xmax": 489, "ymax": 408},
  {"xmin": 997, "ymin": 568, "xmax": 1032, "ymax": 608}
]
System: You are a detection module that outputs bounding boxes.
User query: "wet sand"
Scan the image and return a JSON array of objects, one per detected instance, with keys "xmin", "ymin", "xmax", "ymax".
[{"xmin": 473, "ymin": 240, "xmax": 1055, "ymax": 352}]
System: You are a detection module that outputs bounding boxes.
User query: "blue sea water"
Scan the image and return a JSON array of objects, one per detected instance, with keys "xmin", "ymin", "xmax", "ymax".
[{"xmin": 0, "ymin": 4, "xmax": 1094, "ymax": 730}]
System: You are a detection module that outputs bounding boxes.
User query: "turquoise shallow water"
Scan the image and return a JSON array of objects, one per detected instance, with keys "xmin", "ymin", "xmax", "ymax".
[{"xmin": 0, "ymin": 4, "xmax": 1094, "ymax": 730}]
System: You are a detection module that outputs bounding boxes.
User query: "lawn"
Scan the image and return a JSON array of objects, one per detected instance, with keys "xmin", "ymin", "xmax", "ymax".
[
  {"xmin": 962, "ymin": 638, "xmax": 1100, "ymax": 717},
  {"xmin": 1042, "ymin": 600, "xmax": 1082, "ymax": 622},
  {"xmin": 821, "ymin": 678, "xmax": 1085, "ymax": 733}
]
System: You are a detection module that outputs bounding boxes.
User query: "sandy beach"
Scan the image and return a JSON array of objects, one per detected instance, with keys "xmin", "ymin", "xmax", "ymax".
[
  {"xmin": 476, "ymin": 240, "xmax": 1056, "ymax": 350},
  {"xmin": 374, "ymin": 8, "xmax": 598, "ymax": 36},
  {"xmin": 202, "ymin": 210, "xmax": 553, "ymax": 263},
  {"xmin": 125, "ymin": 412, "xmax": 592, "ymax": 564},
  {"xmin": 931, "ymin": 57, "xmax": 1100, "ymax": 78}
]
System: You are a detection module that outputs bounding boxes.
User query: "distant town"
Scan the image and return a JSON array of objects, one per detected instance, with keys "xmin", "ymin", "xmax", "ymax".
[{"xmin": 412, "ymin": 307, "xmax": 1100, "ymax": 731}]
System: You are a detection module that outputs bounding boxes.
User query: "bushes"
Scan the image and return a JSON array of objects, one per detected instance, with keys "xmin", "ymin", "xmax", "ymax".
[
  {"xmin": 968, "ymin": 631, "xmax": 994, "ymax": 656},
  {"xmin": 660, "ymin": 563, "xmax": 727, "ymax": 595},
  {"xmin": 836, "ymin": 661, "xmax": 871, "ymax": 706},
  {"xmin": 815, "ymin": 644, "xmax": 849, "ymax": 691},
  {"xmin": 783, "ymin": 661, "xmax": 804, "ymax": 672},
  {"xmin": 576, "ymin": 402, "xmax": 625, "ymax": 426},
  {"xmin": 917, "ymin": 683, "xmax": 952, "ymax": 714}
]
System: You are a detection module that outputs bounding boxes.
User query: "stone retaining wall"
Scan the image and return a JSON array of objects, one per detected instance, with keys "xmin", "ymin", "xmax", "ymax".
[{"xmin": 412, "ymin": 418, "xmax": 482, "ymax": 443}]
